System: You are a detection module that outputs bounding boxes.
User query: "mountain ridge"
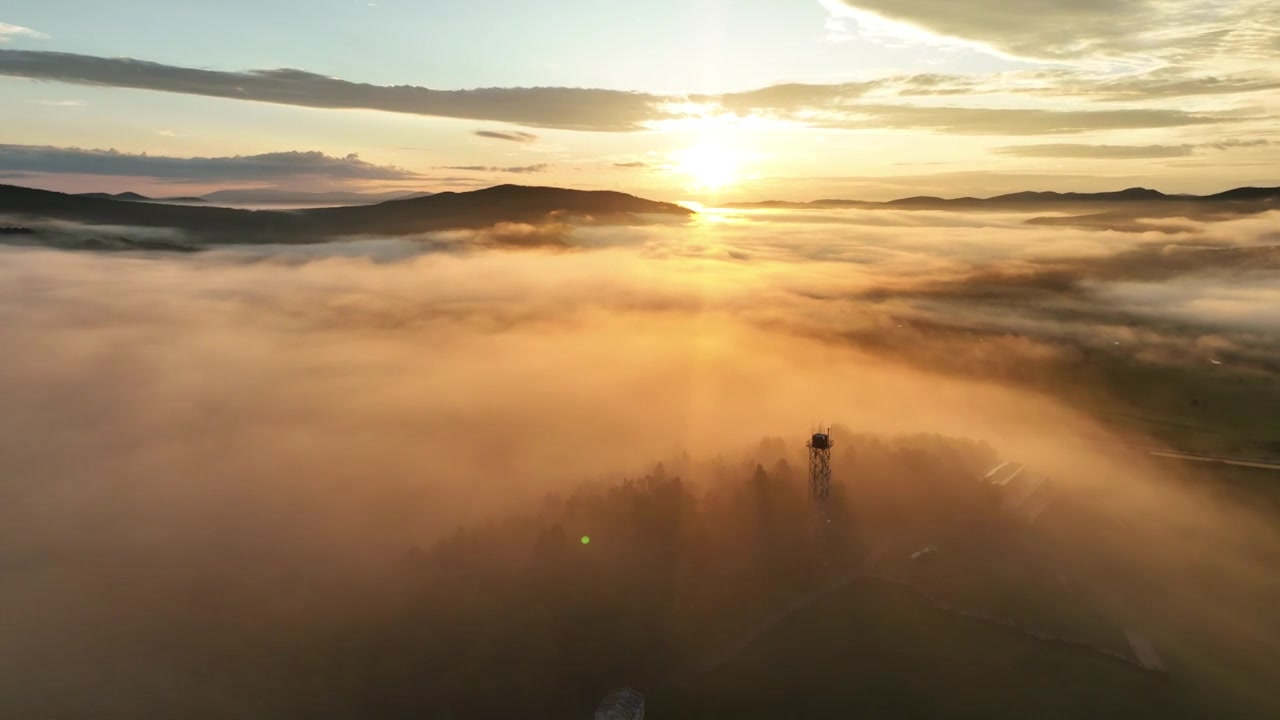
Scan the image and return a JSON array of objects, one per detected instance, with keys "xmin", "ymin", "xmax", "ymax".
[
  {"xmin": 0, "ymin": 183, "xmax": 693, "ymax": 245},
  {"xmin": 75, "ymin": 191, "xmax": 206, "ymax": 203},
  {"xmin": 727, "ymin": 185, "xmax": 1280, "ymax": 209},
  {"xmin": 70, "ymin": 189, "xmax": 433, "ymax": 206}
]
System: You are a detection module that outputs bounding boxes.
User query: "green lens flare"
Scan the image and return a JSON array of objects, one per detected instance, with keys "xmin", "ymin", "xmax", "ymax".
[{"xmin": 580, "ymin": 535, "xmax": 591, "ymax": 545}]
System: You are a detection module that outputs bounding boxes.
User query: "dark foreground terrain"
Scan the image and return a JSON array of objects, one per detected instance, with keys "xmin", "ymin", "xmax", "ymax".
[
  {"xmin": 0, "ymin": 183, "xmax": 693, "ymax": 246},
  {"xmin": 5, "ymin": 429, "xmax": 1276, "ymax": 720}
]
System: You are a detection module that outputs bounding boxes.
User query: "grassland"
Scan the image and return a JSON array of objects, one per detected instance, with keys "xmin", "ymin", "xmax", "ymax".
[
  {"xmin": 652, "ymin": 579, "xmax": 1206, "ymax": 720},
  {"xmin": 1068, "ymin": 355, "xmax": 1280, "ymax": 458}
]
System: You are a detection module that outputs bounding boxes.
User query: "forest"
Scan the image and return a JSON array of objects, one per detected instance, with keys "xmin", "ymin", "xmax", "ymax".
[{"xmin": 249, "ymin": 430, "xmax": 1000, "ymax": 719}]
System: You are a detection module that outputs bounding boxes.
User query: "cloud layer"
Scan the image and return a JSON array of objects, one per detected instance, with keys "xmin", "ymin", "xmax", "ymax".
[
  {"xmin": 0, "ymin": 50, "xmax": 661, "ymax": 131},
  {"xmin": 0, "ymin": 145, "xmax": 420, "ymax": 182},
  {"xmin": 0, "ymin": 49, "xmax": 1264, "ymax": 137},
  {"xmin": 474, "ymin": 130, "xmax": 538, "ymax": 143},
  {"xmin": 837, "ymin": 0, "xmax": 1280, "ymax": 62},
  {"xmin": 441, "ymin": 163, "xmax": 550, "ymax": 174},
  {"xmin": 995, "ymin": 139, "xmax": 1271, "ymax": 159},
  {"xmin": 822, "ymin": 105, "xmax": 1227, "ymax": 134},
  {"xmin": 1, "ymin": 205, "xmax": 1278, "ymax": 716},
  {"xmin": 0, "ymin": 23, "xmax": 46, "ymax": 42}
]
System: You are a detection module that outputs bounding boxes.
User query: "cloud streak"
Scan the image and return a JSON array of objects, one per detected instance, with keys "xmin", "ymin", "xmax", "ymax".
[
  {"xmin": 825, "ymin": 104, "xmax": 1231, "ymax": 134},
  {"xmin": 441, "ymin": 164, "xmax": 550, "ymax": 174},
  {"xmin": 27, "ymin": 99, "xmax": 84, "ymax": 107},
  {"xmin": 0, "ymin": 50, "xmax": 661, "ymax": 131},
  {"xmin": 996, "ymin": 144, "xmax": 1195, "ymax": 159},
  {"xmin": 996, "ymin": 139, "xmax": 1272, "ymax": 159},
  {"xmin": 474, "ymin": 130, "xmax": 538, "ymax": 143},
  {"xmin": 0, "ymin": 23, "xmax": 46, "ymax": 42},
  {"xmin": 0, "ymin": 145, "xmax": 421, "ymax": 182},
  {"xmin": 0, "ymin": 50, "xmax": 1262, "ymax": 137},
  {"xmin": 836, "ymin": 0, "xmax": 1280, "ymax": 62}
]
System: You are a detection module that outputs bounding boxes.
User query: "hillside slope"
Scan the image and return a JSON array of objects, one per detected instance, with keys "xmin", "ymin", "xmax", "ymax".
[{"xmin": 0, "ymin": 183, "xmax": 692, "ymax": 244}]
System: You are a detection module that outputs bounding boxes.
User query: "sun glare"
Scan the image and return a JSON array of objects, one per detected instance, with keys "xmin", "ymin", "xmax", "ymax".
[{"xmin": 671, "ymin": 142, "xmax": 743, "ymax": 192}]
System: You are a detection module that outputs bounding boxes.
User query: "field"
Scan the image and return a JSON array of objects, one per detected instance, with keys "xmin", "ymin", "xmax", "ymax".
[
  {"xmin": 1032, "ymin": 465, "xmax": 1280, "ymax": 720},
  {"xmin": 873, "ymin": 528, "xmax": 1130, "ymax": 658},
  {"xmin": 648, "ymin": 453, "xmax": 1280, "ymax": 720},
  {"xmin": 1070, "ymin": 356, "xmax": 1280, "ymax": 459},
  {"xmin": 652, "ymin": 579, "xmax": 1206, "ymax": 720}
]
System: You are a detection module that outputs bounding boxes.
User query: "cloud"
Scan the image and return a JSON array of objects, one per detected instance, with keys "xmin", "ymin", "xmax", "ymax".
[
  {"xmin": 474, "ymin": 130, "xmax": 538, "ymax": 143},
  {"xmin": 677, "ymin": 94, "xmax": 1234, "ymax": 135},
  {"xmin": 614, "ymin": 161, "xmax": 649, "ymax": 168},
  {"xmin": 441, "ymin": 164, "xmax": 550, "ymax": 174},
  {"xmin": 880, "ymin": 68, "xmax": 1280, "ymax": 102},
  {"xmin": 826, "ymin": 104, "xmax": 1230, "ymax": 135},
  {"xmin": 27, "ymin": 99, "xmax": 83, "ymax": 107},
  {"xmin": 1059, "ymin": 70, "xmax": 1280, "ymax": 101},
  {"xmin": 702, "ymin": 82, "xmax": 880, "ymax": 112},
  {"xmin": 0, "ymin": 50, "xmax": 662, "ymax": 132},
  {"xmin": 0, "ymin": 50, "xmax": 1264, "ymax": 141},
  {"xmin": 996, "ymin": 139, "xmax": 1272, "ymax": 159},
  {"xmin": 0, "ymin": 144, "xmax": 421, "ymax": 182},
  {"xmin": 996, "ymin": 144, "xmax": 1197, "ymax": 159},
  {"xmin": 822, "ymin": 15, "xmax": 856, "ymax": 43},
  {"xmin": 684, "ymin": 83, "xmax": 1239, "ymax": 134},
  {"xmin": 693, "ymin": 75, "xmax": 992, "ymax": 111},
  {"xmin": 700, "ymin": 69, "xmax": 1280, "ymax": 108},
  {"xmin": 836, "ymin": 0, "xmax": 1280, "ymax": 62},
  {"xmin": 0, "ymin": 23, "xmax": 46, "ymax": 42},
  {"xmin": 1201, "ymin": 138, "xmax": 1272, "ymax": 151}
]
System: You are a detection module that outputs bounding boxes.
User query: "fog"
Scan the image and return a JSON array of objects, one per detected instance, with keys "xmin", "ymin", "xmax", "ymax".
[{"xmin": 1, "ymin": 206, "xmax": 1278, "ymax": 718}]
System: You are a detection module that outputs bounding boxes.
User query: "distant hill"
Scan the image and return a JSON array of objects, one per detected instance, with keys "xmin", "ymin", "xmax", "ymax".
[
  {"xmin": 75, "ymin": 191, "xmax": 206, "ymax": 203},
  {"xmin": 1203, "ymin": 186, "xmax": 1280, "ymax": 202},
  {"xmin": 728, "ymin": 186, "xmax": 1280, "ymax": 210},
  {"xmin": 199, "ymin": 189, "xmax": 433, "ymax": 206},
  {"xmin": 0, "ymin": 183, "xmax": 693, "ymax": 246},
  {"xmin": 987, "ymin": 187, "xmax": 1169, "ymax": 203},
  {"xmin": 70, "ymin": 189, "xmax": 428, "ymax": 206}
]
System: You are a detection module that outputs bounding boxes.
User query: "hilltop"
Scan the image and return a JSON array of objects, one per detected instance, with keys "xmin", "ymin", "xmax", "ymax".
[{"xmin": 74, "ymin": 191, "xmax": 207, "ymax": 203}]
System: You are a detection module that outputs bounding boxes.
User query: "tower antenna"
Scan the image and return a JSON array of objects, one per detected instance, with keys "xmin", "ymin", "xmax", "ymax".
[{"xmin": 807, "ymin": 428, "xmax": 832, "ymax": 509}]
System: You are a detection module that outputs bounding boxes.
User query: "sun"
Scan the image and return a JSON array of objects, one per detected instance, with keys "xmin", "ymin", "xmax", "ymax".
[{"xmin": 670, "ymin": 142, "xmax": 742, "ymax": 192}]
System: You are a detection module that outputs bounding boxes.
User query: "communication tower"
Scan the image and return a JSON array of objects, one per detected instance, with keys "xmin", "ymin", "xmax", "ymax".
[{"xmin": 807, "ymin": 429, "xmax": 832, "ymax": 507}]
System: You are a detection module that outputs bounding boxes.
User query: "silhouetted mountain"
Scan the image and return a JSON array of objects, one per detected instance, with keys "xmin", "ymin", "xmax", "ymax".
[
  {"xmin": 75, "ymin": 191, "xmax": 206, "ymax": 203},
  {"xmin": 1204, "ymin": 186, "xmax": 1280, "ymax": 202},
  {"xmin": 199, "ymin": 189, "xmax": 432, "ymax": 206},
  {"xmin": 68, "ymin": 189, "xmax": 438, "ymax": 207},
  {"xmin": 0, "ymin": 183, "xmax": 693, "ymax": 246},
  {"xmin": 991, "ymin": 187, "xmax": 1168, "ymax": 203},
  {"xmin": 885, "ymin": 195, "xmax": 950, "ymax": 206},
  {"xmin": 728, "ymin": 185, "xmax": 1280, "ymax": 211},
  {"xmin": 298, "ymin": 184, "xmax": 693, "ymax": 237},
  {"xmin": 76, "ymin": 191, "xmax": 148, "ymax": 201}
]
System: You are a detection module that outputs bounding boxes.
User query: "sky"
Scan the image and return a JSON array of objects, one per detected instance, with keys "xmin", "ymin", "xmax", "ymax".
[{"xmin": 0, "ymin": 0, "xmax": 1277, "ymax": 200}]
